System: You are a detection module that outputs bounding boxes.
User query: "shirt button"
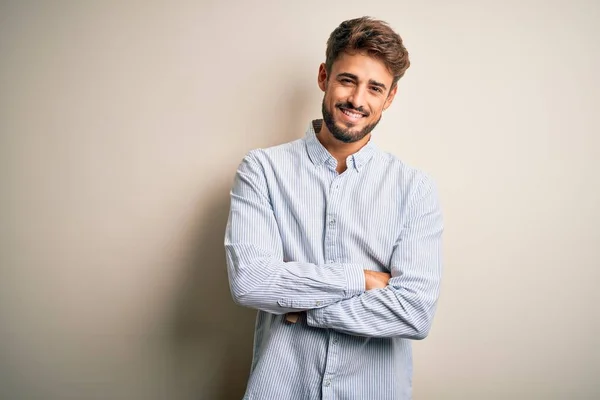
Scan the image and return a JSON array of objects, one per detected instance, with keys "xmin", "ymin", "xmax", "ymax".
[
  {"xmin": 332, "ymin": 338, "xmax": 339, "ymax": 345},
  {"xmin": 324, "ymin": 379, "xmax": 331, "ymax": 387},
  {"xmin": 316, "ymin": 301, "xmax": 322, "ymax": 306}
]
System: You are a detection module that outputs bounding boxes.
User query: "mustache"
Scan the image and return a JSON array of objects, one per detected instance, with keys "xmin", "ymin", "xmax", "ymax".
[{"xmin": 336, "ymin": 102, "xmax": 368, "ymax": 116}]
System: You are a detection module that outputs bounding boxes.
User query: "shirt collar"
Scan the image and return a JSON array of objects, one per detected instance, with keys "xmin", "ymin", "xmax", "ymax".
[{"xmin": 304, "ymin": 119, "xmax": 378, "ymax": 172}]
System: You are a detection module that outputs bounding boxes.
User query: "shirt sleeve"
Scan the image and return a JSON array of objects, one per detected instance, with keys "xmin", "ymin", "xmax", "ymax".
[
  {"xmin": 224, "ymin": 152, "xmax": 366, "ymax": 315},
  {"xmin": 305, "ymin": 174, "xmax": 443, "ymax": 339}
]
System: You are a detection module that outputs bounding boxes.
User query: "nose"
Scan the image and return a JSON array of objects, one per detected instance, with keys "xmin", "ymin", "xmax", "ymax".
[{"xmin": 347, "ymin": 85, "xmax": 367, "ymax": 111}]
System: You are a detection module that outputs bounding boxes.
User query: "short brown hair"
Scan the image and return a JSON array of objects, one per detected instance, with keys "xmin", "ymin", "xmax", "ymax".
[{"xmin": 325, "ymin": 17, "xmax": 410, "ymax": 88}]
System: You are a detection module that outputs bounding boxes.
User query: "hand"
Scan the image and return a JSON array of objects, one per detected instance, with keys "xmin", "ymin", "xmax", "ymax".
[
  {"xmin": 285, "ymin": 312, "xmax": 301, "ymax": 324},
  {"xmin": 364, "ymin": 270, "xmax": 391, "ymax": 290}
]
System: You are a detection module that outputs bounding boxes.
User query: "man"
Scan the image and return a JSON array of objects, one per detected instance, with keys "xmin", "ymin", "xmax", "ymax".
[{"xmin": 225, "ymin": 16, "xmax": 443, "ymax": 400}]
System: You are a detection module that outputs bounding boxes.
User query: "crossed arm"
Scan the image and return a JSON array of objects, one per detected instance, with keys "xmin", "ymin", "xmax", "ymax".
[
  {"xmin": 284, "ymin": 270, "xmax": 390, "ymax": 323},
  {"xmin": 225, "ymin": 153, "xmax": 443, "ymax": 339}
]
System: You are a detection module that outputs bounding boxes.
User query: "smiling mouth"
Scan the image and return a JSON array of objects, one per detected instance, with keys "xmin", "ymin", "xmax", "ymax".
[{"xmin": 339, "ymin": 107, "xmax": 366, "ymax": 120}]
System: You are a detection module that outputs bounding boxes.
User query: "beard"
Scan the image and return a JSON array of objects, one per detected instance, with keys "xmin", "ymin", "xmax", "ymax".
[{"xmin": 322, "ymin": 98, "xmax": 381, "ymax": 143}]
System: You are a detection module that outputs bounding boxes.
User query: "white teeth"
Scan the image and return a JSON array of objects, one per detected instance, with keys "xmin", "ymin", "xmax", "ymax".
[{"xmin": 342, "ymin": 109, "xmax": 362, "ymax": 118}]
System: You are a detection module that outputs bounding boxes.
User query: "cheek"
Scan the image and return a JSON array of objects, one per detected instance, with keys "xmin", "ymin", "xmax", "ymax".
[
  {"xmin": 324, "ymin": 89, "xmax": 336, "ymax": 103},
  {"xmin": 329, "ymin": 86, "xmax": 352, "ymax": 101},
  {"xmin": 368, "ymin": 100, "xmax": 386, "ymax": 116}
]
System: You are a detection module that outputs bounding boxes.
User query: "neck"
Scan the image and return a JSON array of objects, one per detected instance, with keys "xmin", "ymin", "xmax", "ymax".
[{"xmin": 313, "ymin": 119, "xmax": 371, "ymax": 173}]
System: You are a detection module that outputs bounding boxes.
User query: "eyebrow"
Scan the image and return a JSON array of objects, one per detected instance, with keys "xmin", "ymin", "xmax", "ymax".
[{"xmin": 336, "ymin": 72, "xmax": 388, "ymax": 91}]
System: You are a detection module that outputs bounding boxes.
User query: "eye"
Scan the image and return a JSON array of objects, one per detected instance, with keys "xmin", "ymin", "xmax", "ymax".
[
  {"xmin": 340, "ymin": 78, "xmax": 354, "ymax": 84},
  {"xmin": 370, "ymin": 86, "xmax": 383, "ymax": 93}
]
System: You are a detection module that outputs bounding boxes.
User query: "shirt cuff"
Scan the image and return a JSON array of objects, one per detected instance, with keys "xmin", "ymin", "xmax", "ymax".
[
  {"xmin": 344, "ymin": 263, "xmax": 365, "ymax": 297},
  {"xmin": 306, "ymin": 306, "xmax": 327, "ymax": 328}
]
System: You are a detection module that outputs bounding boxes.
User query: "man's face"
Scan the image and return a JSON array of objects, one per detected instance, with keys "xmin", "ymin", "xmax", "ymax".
[{"xmin": 319, "ymin": 52, "xmax": 397, "ymax": 143}]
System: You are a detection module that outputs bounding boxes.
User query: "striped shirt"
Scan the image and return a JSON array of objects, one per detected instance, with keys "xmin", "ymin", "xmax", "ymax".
[{"xmin": 225, "ymin": 120, "xmax": 443, "ymax": 400}]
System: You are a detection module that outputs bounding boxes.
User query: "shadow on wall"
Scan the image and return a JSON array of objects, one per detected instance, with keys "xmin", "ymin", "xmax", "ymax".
[
  {"xmin": 167, "ymin": 75, "xmax": 315, "ymax": 399},
  {"xmin": 167, "ymin": 189, "xmax": 256, "ymax": 400}
]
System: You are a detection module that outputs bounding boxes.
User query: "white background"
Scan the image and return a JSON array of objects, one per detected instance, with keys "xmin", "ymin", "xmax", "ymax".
[{"xmin": 1, "ymin": 1, "xmax": 599, "ymax": 399}]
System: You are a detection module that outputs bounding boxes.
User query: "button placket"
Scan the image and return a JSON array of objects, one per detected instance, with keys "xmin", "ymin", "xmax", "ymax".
[
  {"xmin": 324, "ymin": 174, "xmax": 340, "ymax": 265},
  {"xmin": 326, "ymin": 174, "xmax": 345, "ymax": 264}
]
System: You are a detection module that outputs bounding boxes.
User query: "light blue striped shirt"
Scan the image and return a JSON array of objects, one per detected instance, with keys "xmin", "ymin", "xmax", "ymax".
[{"xmin": 225, "ymin": 120, "xmax": 443, "ymax": 400}]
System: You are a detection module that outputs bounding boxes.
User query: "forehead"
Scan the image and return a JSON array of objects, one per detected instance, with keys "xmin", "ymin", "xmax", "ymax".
[{"xmin": 330, "ymin": 52, "xmax": 394, "ymax": 85}]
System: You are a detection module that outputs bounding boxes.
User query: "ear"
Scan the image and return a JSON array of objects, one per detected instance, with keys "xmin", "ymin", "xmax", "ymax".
[
  {"xmin": 383, "ymin": 85, "xmax": 398, "ymax": 111},
  {"xmin": 317, "ymin": 63, "xmax": 328, "ymax": 92}
]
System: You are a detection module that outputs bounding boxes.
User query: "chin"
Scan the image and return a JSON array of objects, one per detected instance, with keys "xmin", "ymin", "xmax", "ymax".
[{"xmin": 338, "ymin": 120, "xmax": 366, "ymax": 132}]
